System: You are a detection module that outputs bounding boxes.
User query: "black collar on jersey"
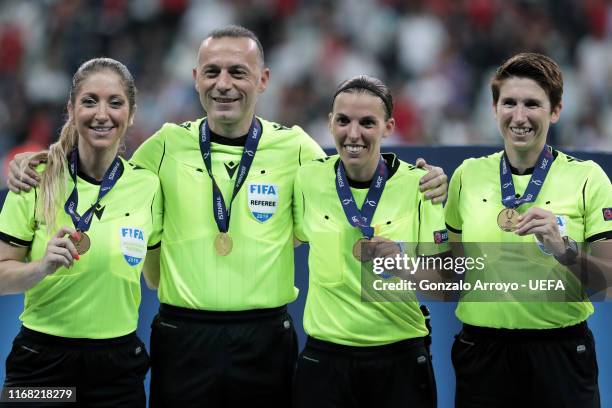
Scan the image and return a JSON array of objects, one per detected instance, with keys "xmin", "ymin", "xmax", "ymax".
[
  {"xmin": 77, "ymin": 170, "xmax": 103, "ymax": 185},
  {"xmin": 209, "ymin": 119, "xmax": 263, "ymax": 147},
  {"xmin": 74, "ymin": 155, "xmax": 127, "ymax": 186},
  {"xmin": 506, "ymin": 148, "xmax": 559, "ymax": 175},
  {"xmin": 77, "ymin": 159, "xmax": 128, "ymax": 185},
  {"xmin": 333, "ymin": 152, "xmax": 400, "ymax": 189}
]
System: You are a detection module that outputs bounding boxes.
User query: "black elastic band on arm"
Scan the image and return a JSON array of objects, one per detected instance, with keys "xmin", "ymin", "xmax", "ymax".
[
  {"xmin": 0, "ymin": 231, "xmax": 31, "ymax": 247},
  {"xmin": 148, "ymin": 242, "xmax": 161, "ymax": 250},
  {"xmin": 446, "ymin": 223, "xmax": 462, "ymax": 234},
  {"xmin": 586, "ymin": 231, "xmax": 612, "ymax": 243}
]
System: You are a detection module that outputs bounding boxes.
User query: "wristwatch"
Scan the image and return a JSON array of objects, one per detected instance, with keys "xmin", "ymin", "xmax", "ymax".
[{"xmin": 554, "ymin": 236, "xmax": 579, "ymax": 266}]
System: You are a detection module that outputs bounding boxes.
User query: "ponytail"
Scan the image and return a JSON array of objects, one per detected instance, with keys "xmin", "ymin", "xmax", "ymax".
[{"xmin": 31, "ymin": 119, "xmax": 78, "ymax": 232}]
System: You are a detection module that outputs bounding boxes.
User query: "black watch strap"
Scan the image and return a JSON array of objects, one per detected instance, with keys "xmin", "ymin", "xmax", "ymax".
[{"xmin": 554, "ymin": 236, "xmax": 579, "ymax": 266}]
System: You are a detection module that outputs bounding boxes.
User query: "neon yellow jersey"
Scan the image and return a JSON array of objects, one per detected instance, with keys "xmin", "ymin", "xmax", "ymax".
[
  {"xmin": 0, "ymin": 159, "xmax": 162, "ymax": 338},
  {"xmin": 293, "ymin": 154, "xmax": 449, "ymax": 346},
  {"xmin": 445, "ymin": 150, "xmax": 612, "ymax": 329},
  {"xmin": 131, "ymin": 117, "xmax": 325, "ymax": 310}
]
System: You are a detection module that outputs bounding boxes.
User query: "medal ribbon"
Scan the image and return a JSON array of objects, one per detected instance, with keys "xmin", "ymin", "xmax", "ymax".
[
  {"xmin": 335, "ymin": 158, "xmax": 388, "ymax": 239},
  {"xmin": 499, "ymin": 144, "xmax": 554, "ymax": 209},
  {"xmin": 199, "ymin": 117, "xmax": 262, "ymax": 233},
  {"xmin": 64, "ymin": 148, "xmax": 123, "ymax": 232}
]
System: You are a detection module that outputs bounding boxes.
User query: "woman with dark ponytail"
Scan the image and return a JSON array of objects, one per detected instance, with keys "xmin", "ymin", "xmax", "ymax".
[
  {"xmin": 292, "ymin": 75, "xmax": 447, "ymax": 407},
  {"xmin": 0, "ymin": 58, "xmax": 162, "ymax": 407}
]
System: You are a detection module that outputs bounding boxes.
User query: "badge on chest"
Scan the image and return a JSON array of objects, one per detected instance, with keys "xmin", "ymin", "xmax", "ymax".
[
  {"xmin": 247, "ymin": 183, "xmax": 279, "ymax": 222},
  {"xmin": 120, "ymin": 227, "xmax": 147, "ymax": 266}
]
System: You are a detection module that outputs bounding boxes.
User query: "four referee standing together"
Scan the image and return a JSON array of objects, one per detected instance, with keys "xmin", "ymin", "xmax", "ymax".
[{"xmin": 3, "ymin": 26, "xmax": 611, "ymax": 408}]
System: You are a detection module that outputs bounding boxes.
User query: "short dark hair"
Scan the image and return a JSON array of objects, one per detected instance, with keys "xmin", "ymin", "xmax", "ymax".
[
  {"xmin": 491, "ymin": 52, "xmax": 563, "ymax": 110},
  {"xmin": 332, "ymin": 75, "xmax": 393, "ymax": 120},
  {"xmin": 208, "ymin": 25, "xmax": 264, "ymax": 65}
]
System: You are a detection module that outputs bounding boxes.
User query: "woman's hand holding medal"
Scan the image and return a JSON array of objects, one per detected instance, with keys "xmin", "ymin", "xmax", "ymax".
[
  {"xmin": 38, "ymin": 226, "xmax": 80, "ymax": 276},
  {"xmin": 353, "ymin": 236, "xmax": 401, "ymax": 262},
  {"xmin": 514, "ymin": 207, "xmax": 565, "ymax": 257},
  {"xmin": 368, "ymin": 236, "xmax": 409, "ymax": 279},
  {"xmin": 369, "ymin": 236, "xmax": 402, "ymax": 259}
]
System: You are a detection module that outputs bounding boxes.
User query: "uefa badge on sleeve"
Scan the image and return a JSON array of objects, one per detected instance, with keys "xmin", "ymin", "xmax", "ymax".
[
  {"xmin": 247, "ymin": 183, "xmax": 279, "ymax": 222},
  {"xmin": 433, "ymin": 229, "xmax": 449, "ymax": 244}
]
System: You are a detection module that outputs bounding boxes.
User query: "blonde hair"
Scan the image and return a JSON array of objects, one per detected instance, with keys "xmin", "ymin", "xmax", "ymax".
[{"xmin": 34, "ymin": 58, "xmax": 136, "ymax": 232}]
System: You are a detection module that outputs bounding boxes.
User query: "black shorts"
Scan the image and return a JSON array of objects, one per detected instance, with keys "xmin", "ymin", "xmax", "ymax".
[
  {"xmin": 453, "ymin": 321, "xmax": 600, "ymax": 408},
  {"xmin": 149, "ymin": 303, "xmax": 298, "ymax": 407},
  {"xmin": 1, "ymin": 326, "xmax": 148, "ymax": 408},
  {"xmin": 293, "ymin": 336, "xmax": 437, "ymax": 408}
]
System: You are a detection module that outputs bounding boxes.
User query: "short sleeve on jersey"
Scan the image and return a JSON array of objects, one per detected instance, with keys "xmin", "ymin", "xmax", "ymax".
[
  {"xmin": 0, "ymin": 189, "xmax": 36, "ymax": 246},
  {"xmin": 444, "ymin": 162, "xmax": 464, "ymax": 234},
  {"xmin": 148, "ymin": 182, "xmax": 164, "ymax": 249},
  {"xmin": 583, "ymin": 163, "xmax": 612, "ymax": 242},
  {"xmin": 418, "ymin": 196, "xmax": 450, "ymax": 256},
  {"xmin": 293, "ymin": 166, "xmax": 307, "ymax": 243}
]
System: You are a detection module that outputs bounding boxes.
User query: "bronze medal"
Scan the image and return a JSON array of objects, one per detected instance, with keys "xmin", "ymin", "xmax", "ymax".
[
  {"xmin": 70, "ymin": 231, "xmax": 91, "ymax": 255},
  {"xmin": 214, "ymin": 232, "xmax": 233, "ymax": 256},
  {"xmin": 352, "ymin": 238, "xmax": 373, "ymax": 262},
  {"xmin": 497, "ymin": 208, "xmax": 520, "ymax": 232}
]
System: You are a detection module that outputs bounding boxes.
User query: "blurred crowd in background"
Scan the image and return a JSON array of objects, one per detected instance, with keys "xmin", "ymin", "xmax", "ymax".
[{"xmin": 1, "ymin": 0, "xmax": 611, "ymax": 186}]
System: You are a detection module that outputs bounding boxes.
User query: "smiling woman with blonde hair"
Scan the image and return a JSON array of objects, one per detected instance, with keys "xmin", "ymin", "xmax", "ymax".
[{"xmin": 0, "ymin": 58, "xmax": 162, "ymax": 407}]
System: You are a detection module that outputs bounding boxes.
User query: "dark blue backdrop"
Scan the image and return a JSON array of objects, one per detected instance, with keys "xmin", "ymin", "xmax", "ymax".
[{"xmin": 1, "ymin": 146, "xmax": 610, "ymax": 407}]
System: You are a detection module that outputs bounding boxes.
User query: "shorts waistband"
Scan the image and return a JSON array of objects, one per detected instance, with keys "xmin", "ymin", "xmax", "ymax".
[
  {"xmin": 159, "ymin": 303, "xmax": 288, "ymax": 323},
  {"xmin": 18, "ymin": 326, "xmax": 137, "ymax": 348},
  {"xmin": 462, "ymin": 321, "xmax": 589, "ymax": 341},
  {"xmin": 305, "ymin": 336, "xmax": 426, "ymax": 357}
]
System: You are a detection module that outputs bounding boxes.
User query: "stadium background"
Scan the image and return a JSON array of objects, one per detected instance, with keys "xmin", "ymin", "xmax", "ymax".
[{"xmin": 0, "ymin": 1, "xmax": 611, "ymax": 406}]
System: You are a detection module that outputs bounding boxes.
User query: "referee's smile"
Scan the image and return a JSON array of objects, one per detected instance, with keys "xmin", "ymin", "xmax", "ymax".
[
  {"xmin": 211, "ymin": 96, "xmax": 241, "ymax": 104},
  {"xmin": 211, "ymin": 96, "xmax": 242, "ymax": 111},
  {"xmin": 89, "ymin": 126, "xmax": 115, "ymax": 136},
  {"xmin": 343, "ymin": 144, "xmax": 366, "ymax": 156}
]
